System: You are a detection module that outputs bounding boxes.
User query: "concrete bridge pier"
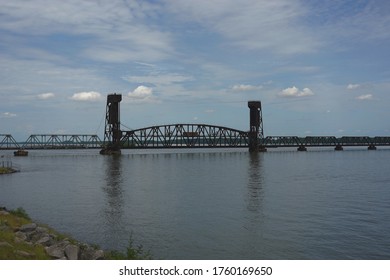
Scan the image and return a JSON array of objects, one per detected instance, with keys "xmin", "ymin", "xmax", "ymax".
[
  {"xmin": 335, "ymin": 144, "xmax": 343, "ymax": 151},
  {"xmin": 368, "ymin": 144, "xmax": 377, "ymax": 150},
  {"xmin": 297, "ymin": 145, "xmax": 307, "ymax": 151}
]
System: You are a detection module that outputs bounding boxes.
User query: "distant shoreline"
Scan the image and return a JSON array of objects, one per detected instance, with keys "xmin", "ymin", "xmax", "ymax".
[{"xmin": 0, "ymin": 167, "xmax": 18, "ymax": 174}]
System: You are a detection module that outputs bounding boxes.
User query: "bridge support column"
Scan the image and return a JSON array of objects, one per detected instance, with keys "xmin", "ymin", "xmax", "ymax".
[
  {"xmin": 100, "ymin": 94, "xmax": 122, "ymax": 155},
  {"xmin": 335, "ymin": 144, "xmax": 343, "ymax": 151},
  {"xmin": 368, "ymin": 144, "xmax": 377, "ymax": 150},
  {"xmin": 297, "ymin": 145, "xmax": 307, "ymax": 151},
  {"xmin": 248, "ymin": 101, "xmax": 266, "ymax": 152}
]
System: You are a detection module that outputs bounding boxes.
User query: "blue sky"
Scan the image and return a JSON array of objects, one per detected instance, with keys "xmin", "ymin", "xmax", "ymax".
[{"xmin": 1, "ymin": 0, "xmax": 389, "ymax": 140}]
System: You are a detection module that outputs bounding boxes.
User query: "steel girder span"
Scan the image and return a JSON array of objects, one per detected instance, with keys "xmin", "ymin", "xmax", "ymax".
[
  {"xmin": 22, "ymin": 134, "xmax": 102, "ymax": 149},
  {"xmin": 0, "ymin": 134, "xmax": 20, "ymax": 149},
  {"xmin": 262, "ymin": 136, "xmax": 390, "ymax": 147},
  {"xmin": 120, "ymin": 124, "xmax": 249, "ymax": 148}
]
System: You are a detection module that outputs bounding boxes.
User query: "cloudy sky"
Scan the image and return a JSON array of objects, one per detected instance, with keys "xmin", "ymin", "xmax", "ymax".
[{"xmin": 1, "ymin": 0, "xmax": 390, "ymax": 140}]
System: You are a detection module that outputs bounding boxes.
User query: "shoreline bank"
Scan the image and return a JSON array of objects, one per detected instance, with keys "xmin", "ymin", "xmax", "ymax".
[
  {"xmin": 0, "ymin": 167, "xmax": 19, "ymax": 174},
  {"xmin": 0, "ymin": 206, "xmax": 151, "ymax": 260}
]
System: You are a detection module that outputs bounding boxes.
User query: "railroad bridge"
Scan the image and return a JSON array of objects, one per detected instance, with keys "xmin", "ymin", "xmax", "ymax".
[
  {"xmin": 2, "ymin": 93, "xmax": 390, "ymax": 154},
  {"xmin": 99, "ymin": 94, "xmax": 263, "ymax": 154},
  {"xmin": 99, "ymin": 93, "xmax": 390, "ymax": 154}
]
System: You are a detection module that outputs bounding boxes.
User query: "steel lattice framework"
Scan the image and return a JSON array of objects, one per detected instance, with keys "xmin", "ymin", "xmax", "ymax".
[
  {"xmin": 120, "ymin": 124, "xmax": 249, "ymax": 148},
  {"xmin": 0, "ymin": 134, "xmax": 20, "ymax": 149},
  {"xmin": 21, "ymin": 134, "xmax": 102, "ymax": 149},
  {"xmin": 261, "ymin": 136, "xmax": 390, "ymax": 147}
]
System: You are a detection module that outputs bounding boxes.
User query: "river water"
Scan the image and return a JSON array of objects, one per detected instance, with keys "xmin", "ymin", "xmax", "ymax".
[{"xmin": 1, "ymin": 148, "xmax": 390, "ymax": 259}]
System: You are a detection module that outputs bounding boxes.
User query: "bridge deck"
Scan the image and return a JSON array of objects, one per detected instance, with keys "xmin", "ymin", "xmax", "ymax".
[
  {"xmin": 2, "ymin": 131, "xmax": 390, "ymax": 150},
  {"xmin": 262, "ymin": 136, "xmax": 390, "ymax": 147},
  {"xmin": 0, "ymin": 134, "xmax": 102, "ymax": 150}
]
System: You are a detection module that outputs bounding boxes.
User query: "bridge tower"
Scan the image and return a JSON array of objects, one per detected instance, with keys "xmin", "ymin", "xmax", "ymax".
[
  {"xmin": 248, "ymin": 101, "xmax": 266, "ymax": 152},
  {"xmin": 100, "ymin": 93, "xmax": 122, "ymax": 155}
]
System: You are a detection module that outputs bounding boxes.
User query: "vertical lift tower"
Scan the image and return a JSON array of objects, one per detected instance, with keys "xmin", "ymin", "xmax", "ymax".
[
  {"xmin": 248, "ymin": 101, "xmax": 266, "ymax": 152},
  {"xmin": 100, "ymin": 93, "xmax": 122, "ymax": 155}
]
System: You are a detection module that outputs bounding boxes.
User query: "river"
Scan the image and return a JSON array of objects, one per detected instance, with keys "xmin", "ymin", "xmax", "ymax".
[{"xmin": 1, "ymin": 148, "xmax": 390, "ymax": 259}]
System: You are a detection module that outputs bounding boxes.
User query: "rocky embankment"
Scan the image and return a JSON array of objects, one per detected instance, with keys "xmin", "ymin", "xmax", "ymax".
[
  {"xmin": 16, "ymin": 223, "xmax": 104, "ymax": 260},
  {"xmin": 0, "ymin": 207, "xmax": 104, "ymax": 260}
]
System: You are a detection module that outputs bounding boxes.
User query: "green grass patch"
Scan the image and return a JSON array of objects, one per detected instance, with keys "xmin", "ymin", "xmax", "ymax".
[
  {"xmin": 105, "ymin": 234, "xmax": 152, "ymax": 260},
  {"xmin": 0, "ymin": 167, "xmax": 12, "ymax": 174},
  {"xmin": 9, "ymin": 207, "xmax": 30, "ymax": 220},
  {"xmin": 0, "ymin": 209, "xmax": 50, "ymax": 260}
]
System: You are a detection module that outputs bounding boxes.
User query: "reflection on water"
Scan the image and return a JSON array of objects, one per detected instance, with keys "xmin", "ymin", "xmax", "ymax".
[
  {"xmin": 247, "ymin": 153, "xmax": 264, "ymax": 213},
  {"xmin": 101, "ymin": 155, "xmax": 125, "ymax": 248},
  {"xmin": 1, "ymin": 149, "xmax": 390, "ymax": 259}
]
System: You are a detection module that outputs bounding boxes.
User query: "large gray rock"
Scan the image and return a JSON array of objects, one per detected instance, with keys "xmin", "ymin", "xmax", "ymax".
[
  {"xmin": 45, "ymin": 245, "xmax": 65, "ymax": 259},
  {"xmin": 14, "ymin": 231, "xmax": 27, "ymax": 242},
  {"xmin": 79, "ymin": 245, "xmax": 95, "ymax": 260},
  {"xmin": 20, "ymin": 223, "xmax": 37, "ymax": 232},
  {"xmin": 64, "ymin": 244, "xmax": 79, "ymax": 260},
  {"xmin": 35, "ymin": 226, "xmax": 49, "ymax": 234},
  {"xmin": 36, "ymin": 235, "xmax": 54, "ymax": 247},
  {"xmin": 93, "ymin": 250, "xmax": 105, "ymax": 260}
]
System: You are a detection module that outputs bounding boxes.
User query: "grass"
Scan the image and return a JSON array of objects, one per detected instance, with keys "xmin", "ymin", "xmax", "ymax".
[
  {"xmin": 105, "ymin": 234, "xmax": 152, "ymax": 260},
  {"xmin": 0, "ymin": 167, "xmax": 12, "ymax": 174},
  {"xmin": 9, "ymin": 207, "xmax": 30, "ymax": 220},
  {"xmin": 0, "ymin": 208, "xmax": 50, "ymax": 260},
  {"xmin": 0, "ymin": 167, "xmax": 19, "ymax": 174}
]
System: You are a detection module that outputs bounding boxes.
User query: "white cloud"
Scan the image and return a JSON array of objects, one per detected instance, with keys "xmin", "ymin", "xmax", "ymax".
[
  {"xmin": 37, "ymin": 92, "xmax": 55, "ymax": 100},
  {"xmin": 128, "ymin": 86, "xmax": 153, "ymax": 98},
  {"xmin": 347, "ymin": 84, "xmax": 361, "ymax": 90},
  {"xmin": 167, "ymin": 0, "xmax": 320, "ymax": 54},
  {"xmin": 124, "ymin": 73, "xmax": 192, "ymax": 86},
  {"xmin": 2, "ymin": 112, "xmax": 17, "ymax": 118},
  {"xmin": 70, "ymin": 91, "xmax": 102, "ymax": 101},
  {"xmin": 123, "ymin": 72, "xmax": 193, "ymax": 99},
  {"xmin": 356, "ymin": 94, "xmax": 373, "ymax": 100},
  {"xmin": 232, "ymin": 84, "xmax": 263, "ymax": 91},
  {"xmin": 127, "ymin": 86, "xmax": 158, "ymax": 103},
  {"xmin": 1, "ymin": 112, "xmax": 17, "ymax": 118},
  {"xmin": 279, "ymin": 86, "xmax": 314, "ymax": 98},
  {"xmin": 0, "ymin": 1, "xmax": 174, "ymax": 63}
]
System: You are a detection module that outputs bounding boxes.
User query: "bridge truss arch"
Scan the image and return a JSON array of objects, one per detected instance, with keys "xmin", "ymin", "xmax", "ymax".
[{"xmin": 120, "ymin": 124, "xmax": 249, "ymax": 149}]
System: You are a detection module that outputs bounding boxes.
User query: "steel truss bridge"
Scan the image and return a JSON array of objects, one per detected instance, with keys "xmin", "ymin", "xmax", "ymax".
[
  {"xmin": 0, "ymin": 134, "xmax": 101, "ymax": 150},
  {"xmin": 2, "ymin": 130, "xmax": 390, "ymax": 152},
  {"xmin": 2, "ymin": 93, "xmax": 390, "ymax": 152},
  {"xmin": 120, "ymin": 124, "xmax": 248, "ymax": 148},
  {"xmin": 261, "ymin": 136, "xmax": 390, "ymax": 150},
  {"xmin": 117, "ymin": 128, "xmax": 390, "ymax": 150}
]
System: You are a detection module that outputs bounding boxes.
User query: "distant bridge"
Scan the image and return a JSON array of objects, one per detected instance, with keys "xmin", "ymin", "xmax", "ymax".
[
  {"xmin": 0, "ymin": 134, "xmax": 20, "ymax": 150},
  {"xmin": 2, "ymin": 93, "xmax": 390, "ymax": 153},
  {"xmin": 119, "ymin": 131, "xmax": 390, "ymax": 150},
  {"xmin": 261, "ymin": 136, "xmax": 390, "ymax": 150},
  {"xmin": 0, "ymin": 134, "xmax": 101, "ymax": 150},
  {"xmin": 2, "ymin": 133, "xmax": 390, "ymax": 151}
]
